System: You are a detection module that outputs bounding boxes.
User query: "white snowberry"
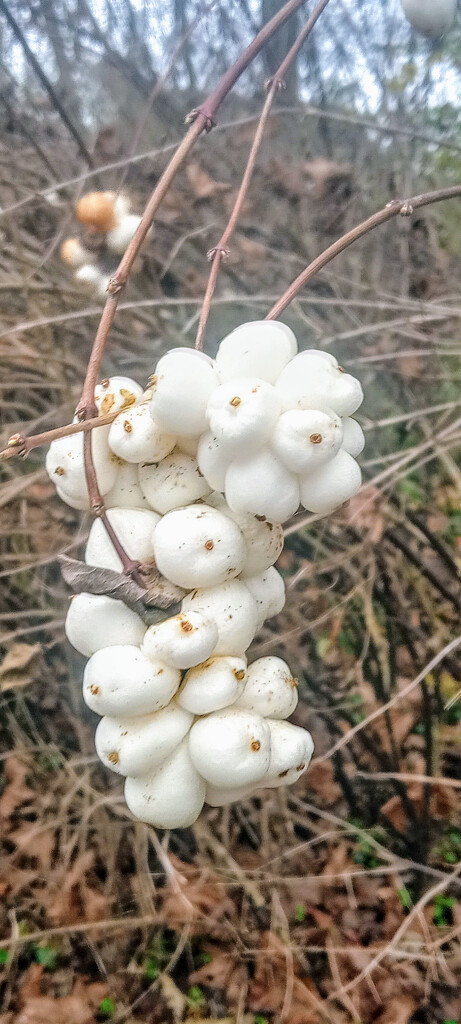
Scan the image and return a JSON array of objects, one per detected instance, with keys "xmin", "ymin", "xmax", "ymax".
[
  {"xmin": 206, "ymin": 377, "xmax": 281, "ymax": 457},
  {"xmin": 188, "ymin": 707, "xmax": 271, "ymax": 787},
  {"xmin": 107, "ymin": 213, "xmax": 142, "ymax": 253},
  {"xmin": 65, "ymin": 593, "xmax": 146, "ymax": 657},
  {"xmin": 182, "ymin": 581, "xmax": 259, "ymax": 656},
  {"xmin": 85, "ymin": 507, "xmax": 160, "ymax": 572},
  {"xmin": 196, "ymin": 433, "xmax": 229, "ymax": 492},
  {"xmin": 109, "ymin": 403, "xmax": 175, "ymax": 464},
  {"xmin": 177, "ymin": 655, "xmax": 247, "ymax": 715},
  {"xmin": 95, "ymin": 701, "xmax": 193, "ymax": 777},
  {"xmin": 235, "ymin": 656, "xmax": 298, "ymax": 719},
  {"xmin": 142, "ymin": 610, "xmax": 218, "ymax": 669},
  {"xmin": 176, "ymin": 434, "xmax": 199, "ymax": 457},
  {"xmin": 83, "ymin": 645, "xmax": 180, "ymax": 717},
  {"xmin": 104, "ymin": 460, "xmax": 151, "ymax": 509},
  {"xmin": 207, "ymin": 493, "xmax": 284, "ymax": 578},
  {"xmin": 299, "ymin": 448, "xmax": 361, "ymax": 514},
  {"xmin": 205, "ymin": 781, "xmax": 256, "ymax": 806},
  {"xmin": 149, "ymin": 348, "xmax": 218, "ymax": 435},
  {"xmin": 271, "ymin": 408, "xmax": 343, "ymax": 473},
  {"xmin": 215, "ymin": 320, "xmax": 297, "ymax": 384},
  {"xmin": 153, "ymin": 504, "xmax": 246, "ymax": 590},
  {"xmin": 276, "ymin": 353, "xmax": 363, "ymax": 417},
  {"xmin": 124, "ymin": 737, "xmax": 206, "ymax": 829},
  {"xmin": 243, "ymin": 567, "xmax": 286, "ymax": 628},
  {"xmin": 225, "ymin": 448, "xmax": 300, "ymax": 523},
  {"xmin": 341, "ymin": 417, "xmax": 365, "ymax": 458},
  {"xmin": 138, "ymin": 450, "xmax": 211, "ymax": 514},
  {"xmin": 94, "ymin": 376, "xmax": 143, "ymax": 417},
  {"xmin": 263, "ymin": 719, "xmax": 314, "ymax": 787},
  {"xmin": 46, "ymin": 429, "xmax": 117, "ymax": 504},
  {"xmin": 401, "ymin": 0, "xmax": 456, "ymax": 38}
]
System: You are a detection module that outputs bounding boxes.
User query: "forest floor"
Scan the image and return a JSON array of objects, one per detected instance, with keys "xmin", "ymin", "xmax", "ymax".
[{"xmin": 0, "ymin": 99, "xmax": 460, "ymax": 1023}]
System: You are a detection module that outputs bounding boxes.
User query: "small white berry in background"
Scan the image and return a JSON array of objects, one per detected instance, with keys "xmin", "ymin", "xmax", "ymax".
[
  {"xmin": 83, "ymin": 645, "xmax": 180, "ymax": 717},
  {"xmin": 138, "ymin": 449, "xmax": 211, "ymax": 513},
  {"xmin": 65, "ymin": 592, "xmax": 146, "ymax": 658},
  {"xmin": 109, "ymin": 403, "xmax": 175, "ymax": 464},
  {"xmin": 61, "ymin": 238, "xmax": 96, "ymax": 268},
  {"xmin": 182, "ymin": 581, "xmax": 259, "ymax": 656},
  {"xmin": 149, "ymin": 348, "xmax": 218, "ymax": 435},
  {"xmin": 142, "ymin": 610, "xmax": 218, "ymax": 669},
  {"xmin": 85, "ymin": 506, "xmax": 160, "ymax": 572},
  {"xmin": 177, "ymin": 655, "xmax": 247, "ymax": 715},
  {"xmin": 341, "ymin": 417, "xmax": 365, "ymax": 458},
  {"xmin": 188, "ymin": 707, "xmax": 271, "ymax": 787},
  {"xmin": 95, "ymin": 701, "xmax": 193, "ymax": 777},
  {"xmin": 243, "ymin": 567, "xmax": 286, "ymax": 628},
  {"xmin": 276, "ymin": 351, "xmax": 363, "ymax": 417},
  {"xmin": 104, "ymin": 460, "xmax": 151, "ymax": 509},
  {"xmin": 125, "ymin": 737, "xmax": 206, "ymax": 829},
  {"xmin": 400, "ymin": 0, "xmax": 456, "ymax": 38},
  {"xmin": 215, "ymin": 320, "xmax": 297, "ymax": 384},
  {"xmin": 263, "ymin": 719, "xmax": 314, "ymax": 788},
  {"xmin": 196, "ymin": 433, "xmax": 230, "ymax": 492},
  {"xmin": 152, "ymin": 504, "xmax": 246, "ymax": 590},
  {"xmin": 46, "ymin": 429, "xmax": 117, "ymax": 507},
  {"xmin": 107, "ymin": 213, "xmax": 142, "ymax": 254}
]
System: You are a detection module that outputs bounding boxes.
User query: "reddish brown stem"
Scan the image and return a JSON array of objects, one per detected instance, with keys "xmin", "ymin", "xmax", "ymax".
[
  {"xmin": 195, "ymin": 0, "xmax": 331, "ymax": 350},
  {"xmin": 266, "ymin": 185, "xmax": 461, "ymax": 321},
  {"xmin": 83, "ymin": 431, "xmax": 140, "ymax": 578},
  {"xmin": 0, "ymin": 411, "xmax": 118, "ymax": 463},
  {"xmin": 76, "ymin": 0, "xmax": 308, "ymax": 419}
]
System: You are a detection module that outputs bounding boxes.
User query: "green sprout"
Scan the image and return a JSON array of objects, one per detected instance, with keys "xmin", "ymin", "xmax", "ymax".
[
  {"xmin": 433, "ymin": 894, "xmax": 455, "ymax": 927},
  {"xmin": 98, "ymin": 997, "xmax": 116, "ymax": 1019},
  {"xmin": 295, "ymin": 904, "xmax": 306, "ymax": 922}
]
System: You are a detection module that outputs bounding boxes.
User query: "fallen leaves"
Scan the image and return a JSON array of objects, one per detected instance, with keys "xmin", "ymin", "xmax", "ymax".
[
  {"xmin": 14, "ymin": 964, "xmax": 108, "ymax": 1024},
  {"xmin": 0, "ymin": 643, "xmax": 42, "ymax": 691}
]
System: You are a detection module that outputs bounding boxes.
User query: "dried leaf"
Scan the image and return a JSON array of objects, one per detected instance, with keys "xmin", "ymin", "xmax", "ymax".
[
  {"xmin": 187, "ymin": 162, "xmax": 230, "ymax": 199},
  {"xmin": 0, "ymin": 757, "xmax": 34, "ymax": 821},
  {"xmin": 157, "ymin": 973, "xmax": 186, "ymax": 1022},
  {"xmin": 17, "ymin": 968, "xmax": 108, "ymax": 1024},
  {"xmin": 0, "ymin": 643, "xmax": 42, "ymax": 691},
  {"xmin": 48, "ymin": 851, "xmax": 107, "ymax": 926},
  {"xmin": 59, "ymin": 555, "xmax": 183, "ymax": 622}
]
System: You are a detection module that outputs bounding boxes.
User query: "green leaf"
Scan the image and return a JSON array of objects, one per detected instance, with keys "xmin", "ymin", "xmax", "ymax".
[
  {"xmin": 35, "ymin": 945, "xmax": 59, "ymax": 970},
  {"xmin": 198, "ymin": 951, "xmax": 212, "ymax": 965},
  {"xmin": 295, "ymin": 904, "xmax": 305, "ymax": 922},
  {"xmin": 143, "ymin": 957, "xmax": 158, "ymax": 980},
  {"xmin": 98, "ymin": 997, "xmax": 116, "ymax": 1019},
  {"xmin": 187, "ymin": 985, "xmax": 205, "ymax": 1007},
  {"xmin": 398, "ymin": 887, "xmax": 412, "ymax": 909},
  {"xmin": 0, "ymin": 949, "xmax": 9, "ymax": 965}
]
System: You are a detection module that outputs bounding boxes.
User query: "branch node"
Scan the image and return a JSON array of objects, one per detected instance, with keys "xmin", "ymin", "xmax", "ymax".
[
  {"xmin": 107, "ymin": 276, "xmax": 124, "ymax": 295},
  {"xmin": 399, "ymin": 201, "xmax": 414, "ymax": 217},
  {"xmin": 207, "ymin": 245, "xmax": 230, "ymax": 262},
  {"xmin": 7, "ymin": 433, "xmax": 25, "ymax": 453},
  {"xmin": 185, "ymin": 107, "xmax": 216, "ymax": 132},
  {"xmin": 385, "ymin": 199, "xmax": 401, "ymax": 209},
  {"xmin": 265, "ymin": 76, "xmax": 285, "ymax": 92}
]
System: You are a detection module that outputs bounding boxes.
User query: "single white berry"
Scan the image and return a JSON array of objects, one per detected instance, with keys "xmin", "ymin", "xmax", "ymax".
[
  {"xmin": 74, "ymin": 264, "xmax": 106, "ymax": 293},
  {"xmin": 188, "ymin": 707, "xmax": 271, "ymax": 787},
  {"xmin": 263, "ymin": 719, "xmax": 314, "ymax": 787},
  {"xmin": 205, "ymin": 781, "xmax": 256, "ymax": 806},
  {"xmin": 207, "ymin": 493, "xmax": 284, "ymax": 578},
  {"xmin": 276, "ymin": 353, "xmax": 363, "ymax": 417},
  {"xmin": 182, "ymin": 581, "xmax": 259, "ymax": 656},
  {"xmin": 341, "ymin": 417, "xmax": 365, "ymax": 458},
  {"xmin": 95, "ymin": 701, "xmax": 193, "ymax": 777},
  {"xmin": 196, "ymin": 433, "xmax": 229, "ymax": 492},
  {"xmin": 94, "ymin": 376, "xmax": 143, "ymax": 417},
  {"xmin": 271, "ymin": 408, "xmax": 343, "ymax": 473},
  {"xmin": 235, "ymin": 656, "xmax": 298, "ymax": 719},
  {"xmin": 85, "ymin": 507, "xmax": 160, "ymax": 572},
  {"xmin": 56, "ymin": 485, "xmax": 90, "ymax": 510},
  {"xmin": 104, "ymin": 460, "xmax": 151, "ymax": 509},
  {"xmin": 139, "ymin": 450, "xmax": 211, "ymax": 514},
  {"xmin": 177, "ymin": 655, "xmax": 247, "ymax": 715},
  {"xmin": 125, "ymin": 737, "xmax": 205, "ymax": 828},
  {"xmin": 299, "ymin": 448, "xmax": 361, "ymax": 514},
  {"xmin": 401, "ymin": 0, "xmax": 456, "ymax": 38},
  {"xmin": 61, "ymin": 238, "xmax": 96, "ymax": 268},
  {"xmin": 153, "ymin": 504, "xmax": 246, "ymax": 590},
  {"xmin": 206, "ymin": 378, "xmax": 281, "ymax": 458},
  {"xmin": 176, "ymin": 434, "xmax": 199, "ymax": 457},
  {"xmin": 149, "ymin": 349, "xmax": 218, "ymax": 435},
  {"xmin": 107, "ymin": 213, "xmax": 142, "ymax": 253},
  {"xmin": 225, "ymin": 448, "xmax": 299, "ymax": 523},
  {"xmin": 46, "ymin": 429, "xmax": 117, "ymax": 503},
  {"xmin": 142, "ymin": 610, "xmax": 218, "ymax": 669},
  {"xmin": 83, "ymin": 645, "xmax": 180, "ymax": 716},
  {"xmin": 215, "ymin": 321, "xmax": 297, "ymax": 384},
  {"xmin": 65, "ymin": 593, "xmax": 145, "ymax": 657},
  {"xmin": 243, "ymin": 568, "xmax": 286, "ymax": 628},
  {"xmin": 109, "ymin": 404, "xmax": 175, "ymax": 463}
]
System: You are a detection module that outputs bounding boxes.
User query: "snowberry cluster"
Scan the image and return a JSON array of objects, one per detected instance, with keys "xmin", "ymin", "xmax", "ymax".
[
  {"xmin": 47, "ymin": 321, "xmax": 364, "ymax": 829},
  {"xmin": 61, "ymin": 191, "xmax": 143, "ymax": 298}
]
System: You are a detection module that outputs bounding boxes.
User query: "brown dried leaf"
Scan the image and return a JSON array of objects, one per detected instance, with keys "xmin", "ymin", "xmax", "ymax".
[
  {"xmin": 59, "ymin": 555, "xmax": 183, "ymax": 621},
  {"xmin": 249, "ymin": 932, "xmax": 321, "ymax": 1024},
  {"xmin": 0, "ymin": 643, "xmax": 42, "ymax": 691},
  {"xmin": 48, "ymin": 851, "xmax": 107, "ymax": 926},
  {"xmin": 17, "ymin": 968, "xmax": 108, "ymax": 1024},
  {"xmin": 187, "ymin": 162, "xmax": 230, "ymax": 199}
]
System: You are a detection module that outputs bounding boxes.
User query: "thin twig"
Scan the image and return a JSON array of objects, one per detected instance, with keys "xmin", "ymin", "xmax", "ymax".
[
  {"xmin": 266, "ymin": 185, "xmax": 461, "ymax": 320},
  {"xmin": 194, "ymin": 0, "xmax": 331, "ymax": 350}
]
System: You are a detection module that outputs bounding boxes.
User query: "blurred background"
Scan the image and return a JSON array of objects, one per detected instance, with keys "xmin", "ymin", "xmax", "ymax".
[{"xmin": 0, "ymin": 1, "xmax": 461, "ymax": 1021}]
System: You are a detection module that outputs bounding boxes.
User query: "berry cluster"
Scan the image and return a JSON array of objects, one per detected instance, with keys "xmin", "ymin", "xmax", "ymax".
[
  {"xmin": 61, "ymin": 191, "xmax": 143, "ymax": 298},
  {"xmin": 47, "ymin": 321, "xmax": 364, "ymax": 829}
]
